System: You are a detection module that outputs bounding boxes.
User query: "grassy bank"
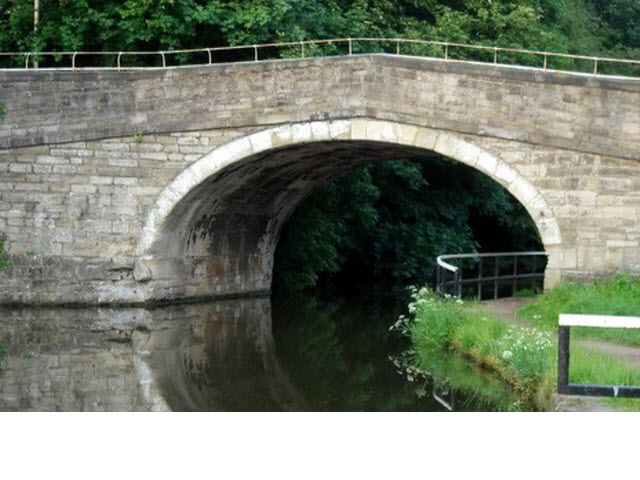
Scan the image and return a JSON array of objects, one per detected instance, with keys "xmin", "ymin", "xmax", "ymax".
[
  {"xmin": 517, "ymin": 276, "xmax": 640, "ymax": 346},
  {"xmin": 395, "ymin": 288, "xmax": 555, "ymax": 410},
  {"xmin": 399, "ymin": 280, "xmax": 640, "ymax": 411}
]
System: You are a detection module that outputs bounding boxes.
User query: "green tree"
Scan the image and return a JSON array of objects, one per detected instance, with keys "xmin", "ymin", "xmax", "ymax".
[{"xmin": 274, "ymin": 155, "xmax": 542, "ymax": 293}]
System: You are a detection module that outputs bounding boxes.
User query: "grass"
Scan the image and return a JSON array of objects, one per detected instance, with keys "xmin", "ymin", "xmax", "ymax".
[
  {"xmin": 401, "ymin": 279, "xmax": 640, "ymax": 411},
  {"xmin": 517, "ymin": 276, "xmax": 640, "ymax": 346},
  {"xmin": 570, "ymin": 344, "xmax": 640, "ymax": 411},
  {"xmin": 569, "ymin": 343, "xmax": 640, "ymax": 386}
]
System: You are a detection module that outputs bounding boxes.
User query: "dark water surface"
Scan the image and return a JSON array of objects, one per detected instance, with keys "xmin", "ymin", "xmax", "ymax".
[{"xmin": 0, "ymin": 292, "xmax": 448, "ymax": 411}]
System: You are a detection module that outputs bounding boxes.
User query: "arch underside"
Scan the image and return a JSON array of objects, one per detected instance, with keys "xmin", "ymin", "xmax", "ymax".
[{"xmin": 137, "ymin": 119, "xmax": 562, "ymax": 302}]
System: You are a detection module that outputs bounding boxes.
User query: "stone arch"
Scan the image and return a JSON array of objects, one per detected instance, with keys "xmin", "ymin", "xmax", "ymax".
[{"xmin": 137, "ymin": 118, "xmax": 562, "ymax": 301}]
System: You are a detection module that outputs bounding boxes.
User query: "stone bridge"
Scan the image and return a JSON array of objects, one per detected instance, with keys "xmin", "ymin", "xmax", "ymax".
[{"xmin": 1, "ymin": 54, "xmax": 639, "ymax": 305}]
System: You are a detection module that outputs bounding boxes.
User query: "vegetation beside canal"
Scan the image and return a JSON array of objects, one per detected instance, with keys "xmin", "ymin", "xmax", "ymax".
[
  {"xmin": 399, "ymin": 278, "xmax": 640, "ymax": 411},
  {"xmin": 394, "ymin": 288, "xmax": 555, "ymax": 411}
]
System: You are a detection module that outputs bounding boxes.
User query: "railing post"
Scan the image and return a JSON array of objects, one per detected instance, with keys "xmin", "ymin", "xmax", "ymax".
[
  {"xmin": 493, "ymin": 47, "xmax": 498, "ymax": 64},
  {"xmin": 477, "ymin": 258, "xmax": 483, "ymax": 300},
  {"xmin": 396, "ymin": 40, "xmax": 400, "ymax": 55},
  {"xmin": 512, "ymin": 255, "xmax": 518, "ymax": 296},
  {"xmin": 25, "ymin": 53, "xmax": 30, "ymax": 70},
  {"xmin": 160, "ymin": 51, "xmax": 166, "ymax": 68},
  {"xmin": 207, "ymin": 48, "xmax": 212, "ymax": 65},
  {"xmin": 253, "ymin": 45, "xmax": 258, "ymax": 62},
  {"xmin": 444, "ymin": 43, "xmax": 448, "ymax": 60},
  {"xmin": 593, "ymin": 59, "xmax": 598, "ymax": 75},
  {"xmin": 72, "ymin": 52, "xmax": 77, "ymax": 70},
  {"xmin": 543, "ymin": 53, "xmax": 548, "ymax": 70},
  {"xmin": 494, "ymin": 256, "xmax": 499, "ymax": 300},
  {"xmin": 348, "ymin": 38, "xmax": 352, "ymax": 56},
  {"xmin": 117, "ymin": 52, "xmax": 122, "ymax": 71},
  {"xmin": 301, "ymin": 41, "xmax": 305, "ymax": 58}
]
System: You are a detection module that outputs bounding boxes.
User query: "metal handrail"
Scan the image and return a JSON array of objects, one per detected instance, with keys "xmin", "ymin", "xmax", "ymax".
[
  {"xmin": 436, "ymin": 251, "xmax": 547, "ymax": 299},
  {"xmin": 1, "ymin": 37, "xmax": 639, "ymax": 78}
]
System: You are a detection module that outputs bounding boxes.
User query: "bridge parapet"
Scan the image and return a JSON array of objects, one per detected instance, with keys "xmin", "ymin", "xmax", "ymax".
[{"xmin": 1, "ymin": 54, "xmax": 640, "ymax": 161}]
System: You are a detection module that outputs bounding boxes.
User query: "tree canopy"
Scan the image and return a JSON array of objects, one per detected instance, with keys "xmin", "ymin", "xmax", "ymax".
[{"xmin": 1, "ymin": 0, "xmax": 638, "ymax": 59}]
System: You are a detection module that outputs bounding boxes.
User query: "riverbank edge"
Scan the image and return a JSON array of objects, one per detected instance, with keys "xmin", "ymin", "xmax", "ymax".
[{"xmin": 403, "ymin": 280, "xmax": 640, "ymax": 412}]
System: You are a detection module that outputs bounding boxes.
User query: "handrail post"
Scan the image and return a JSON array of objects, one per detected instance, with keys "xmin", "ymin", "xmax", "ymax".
[
  {"xmin": 512, "ymin": 255, "xmax": 518, "ymax": 296},
  {"xmin": 396, "ymin": 40, "xmax": 400, "ymax": 55},
  {"xmin": 117, "ymin": 52, "xmax": 122, "ymax": 71},
  {"xmin": 348, "ymin": 38, "xmax": 352, "ymax": 55},
  {"xmin": 207, "ymin": 48, "xmax": 212, "ymax": 65},
  {"xmin": 477, "ymin": 258, "xmax": 483, "ymax": 300},
  {"xmin": 72, "ymin": 52, "xmax": 77, "ymax": 70},
  {"xmin": 160, "ymin": 51, "xmax": 166, "ymax": 68},
  {"xmin": 301, "ymin": 41, "xmax": 305, "ymax": 58},
  {"xmin": 494, "ymin": 256, "xmax": 499, "ymax": 300},
  {"xmin": 593, "ymin": 59, "xmax": 598, "ymax": 75},
  {"xmin": 532, "ymin": 255, "xmax": 537, "ymax": 290},
  {"xmin": 253, "ymin": 45, "xmax": 258, "ymax": 62},
  {"xmin": 444, "ymin": 43, "xmax": 449, "ymax": 60},
  {"xmin": 493, "ymin": 47, "xmax": 498, "ymax": 64},
  {"xmin": 25, "ymin": 53, "xmax": 30, "ymax": 70},
  {"xmin": 543, "ymin": 53, "xmax": 548, "ymax": 70}
]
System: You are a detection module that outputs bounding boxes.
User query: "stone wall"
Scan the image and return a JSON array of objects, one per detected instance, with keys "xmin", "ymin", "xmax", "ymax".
[
  {"xmin": 0, "ymin": 128, "xmax": 255, "ymax": 304},
  {"xmin": 463, "ymin": 134, "xmax": 640, "ymax": 284}
]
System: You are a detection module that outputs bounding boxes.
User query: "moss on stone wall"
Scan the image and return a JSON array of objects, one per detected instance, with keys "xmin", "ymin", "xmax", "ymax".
[{"xmin": 0, "ymin": 236, "xmax": 8, "ymax": 270}]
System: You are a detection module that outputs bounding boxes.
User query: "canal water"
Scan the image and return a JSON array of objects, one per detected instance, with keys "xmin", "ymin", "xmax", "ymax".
[{"xmin": 0, "ymin": 291, "xmax": 468, "ymax": 411}]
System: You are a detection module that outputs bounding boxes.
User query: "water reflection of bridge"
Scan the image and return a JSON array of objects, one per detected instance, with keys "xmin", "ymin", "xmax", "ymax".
[{"xmin": 0, "ymin": 298, "xmax": 303, "ymax": 411}]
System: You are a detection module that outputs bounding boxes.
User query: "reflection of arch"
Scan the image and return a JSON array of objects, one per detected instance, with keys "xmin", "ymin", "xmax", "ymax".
[{"xmin": 137, "ymin": 118, "xmax": 562, "ymax": 300}]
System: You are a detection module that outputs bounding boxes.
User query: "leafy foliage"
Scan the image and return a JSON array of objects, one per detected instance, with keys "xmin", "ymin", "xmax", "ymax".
[
  {"xmin": 1, "ymin": 0, "xmax": 637, "ymax": 63},
  {"xmin": 273, "ymin": 156, "xmax": 542, "ymax": 292}
]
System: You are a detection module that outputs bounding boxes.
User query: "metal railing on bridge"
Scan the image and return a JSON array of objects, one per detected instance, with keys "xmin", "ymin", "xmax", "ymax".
[
  {"xmin": 1, "ymin": 37, "xmax": 640, "ymax": 78},
  {"xmin": 435, "ymin": 251, "xmax": 547, "ymax": 300}
]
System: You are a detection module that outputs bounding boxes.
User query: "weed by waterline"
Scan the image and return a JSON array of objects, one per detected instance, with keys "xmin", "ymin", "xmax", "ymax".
[{"xmin": 0, "ymin": 239, "xmax": 9, "ymax": 270}]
